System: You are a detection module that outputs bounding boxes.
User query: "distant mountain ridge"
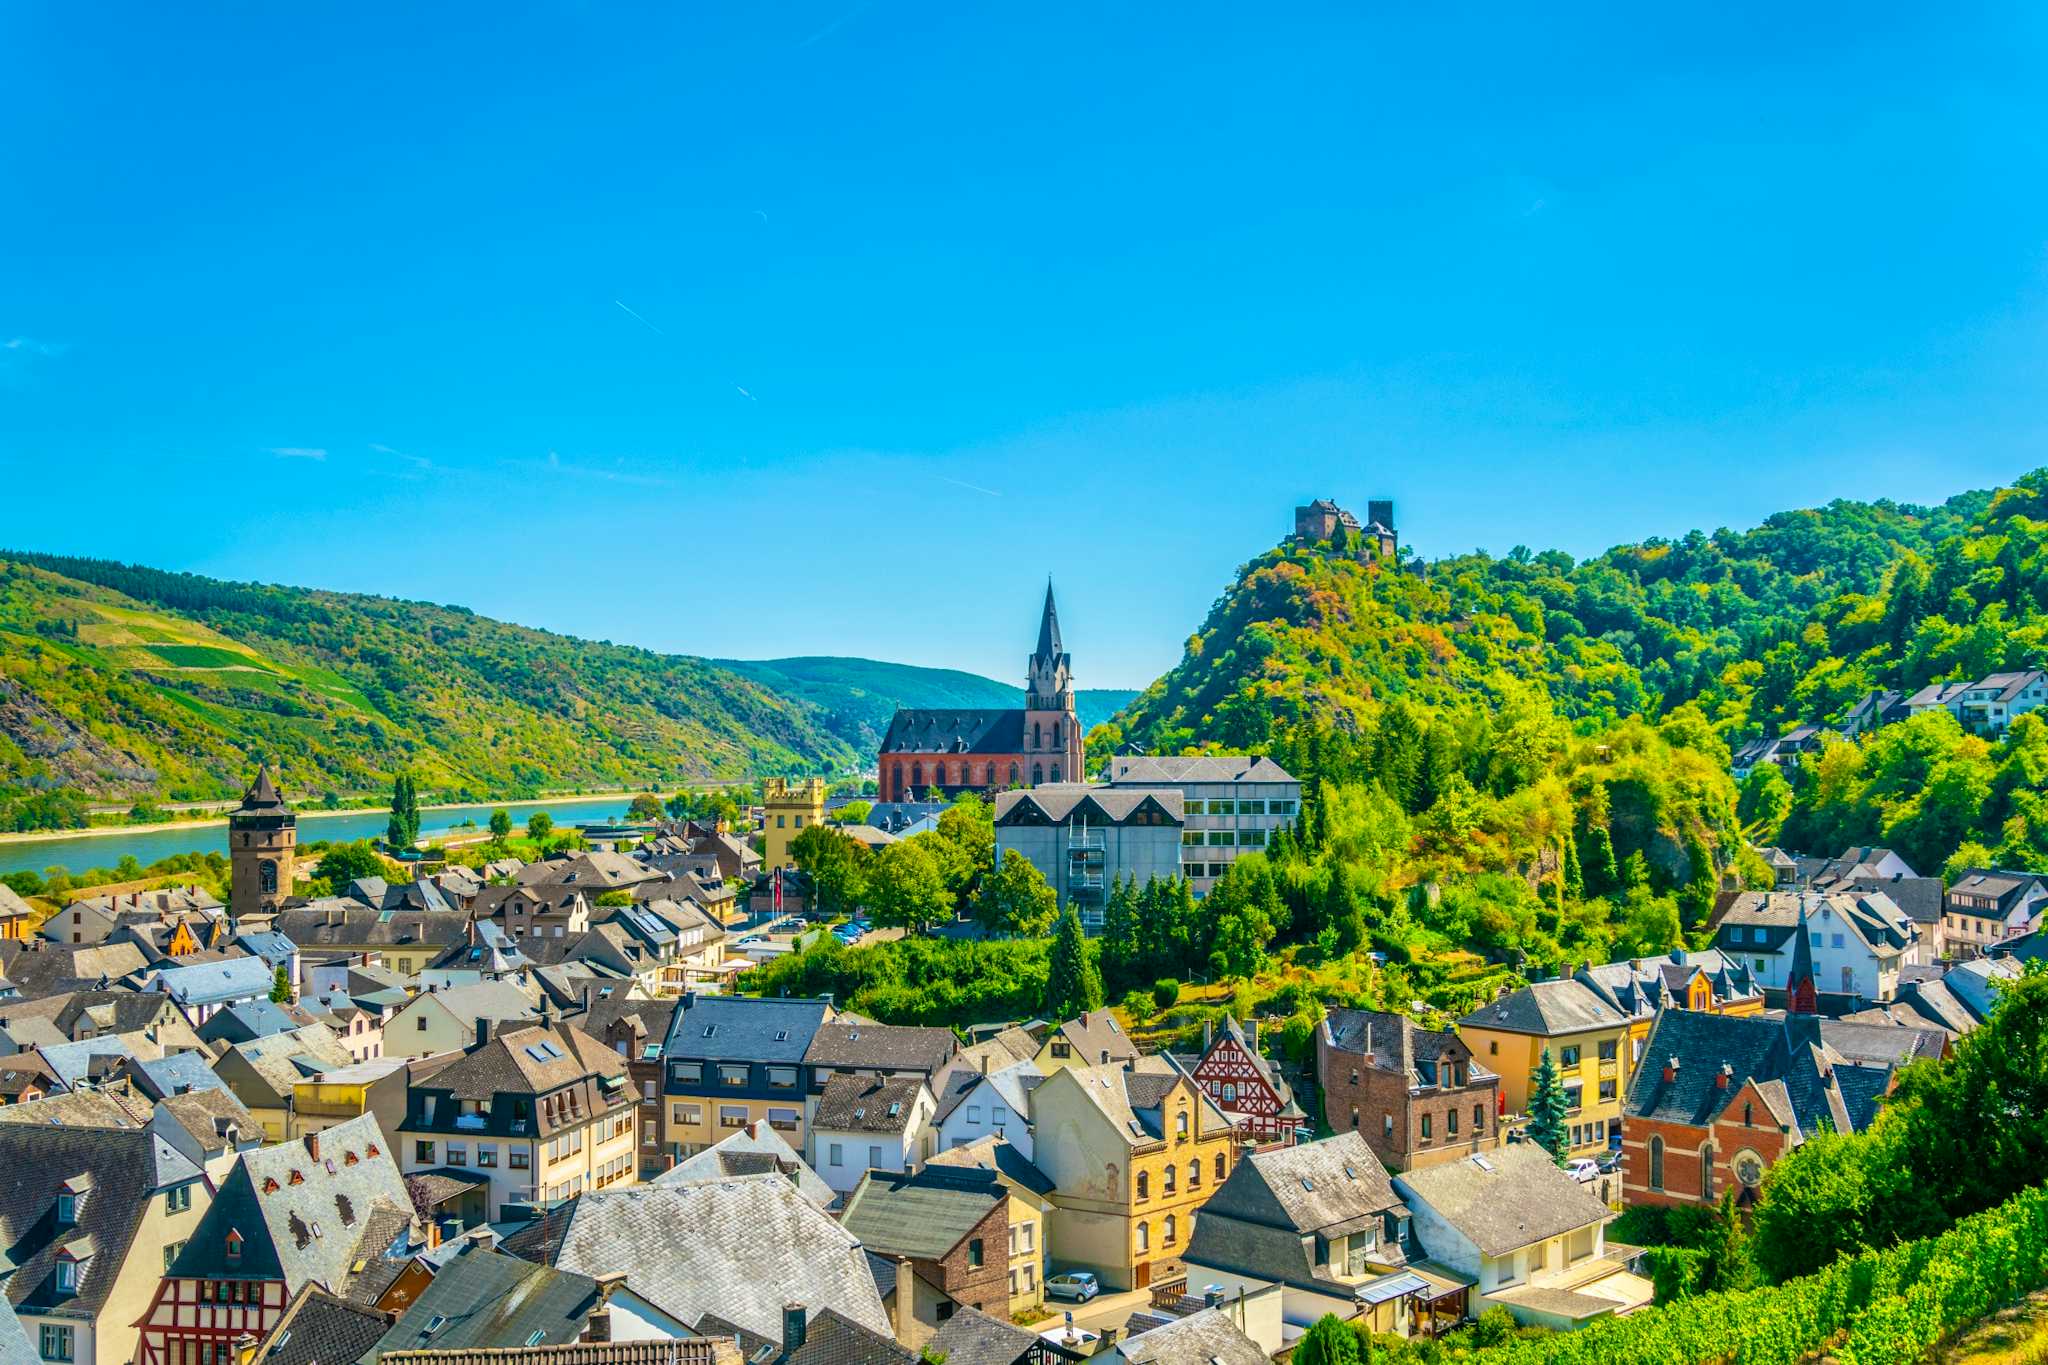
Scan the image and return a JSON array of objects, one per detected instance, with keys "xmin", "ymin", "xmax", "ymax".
[{"xmin": 719, "ymin": 655, "xmax": 1137, "ymax": 750}]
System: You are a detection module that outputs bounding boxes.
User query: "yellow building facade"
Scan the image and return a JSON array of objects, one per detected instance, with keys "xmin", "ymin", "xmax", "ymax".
[{"xmin": 761, "ymin": 777, "xmax": 826, "ymax": 871}]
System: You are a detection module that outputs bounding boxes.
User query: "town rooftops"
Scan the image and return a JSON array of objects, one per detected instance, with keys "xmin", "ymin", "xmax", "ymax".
[
  {"xmin": 1198, "ymin": 1131, "xmax": 1400, "ymax": 1236},
  {"xmin": 1104, "ymin": 755, "xmax": 1298, "ymax": 785},
  {"xmin": 361, "ymin": 1244, "xmax": 599, "ymax": 1365},
  {"xmin": 379, "ymin": 1345, "xmax": 741, "ymax": 1365},
  {"xmin": 993, "ymin": 785, "xmax": 1184, "ymax": 826},
  {"xmin": 416, "ymin": 1022, "xmax": 624, "ymax": 1106},
  {"xmin": 1391, "ymin": 1143, "xmax": 1610, "ymax": 1260},
  {"xmin": 802, "ymin": 1021, "xmax": 957, "ymax": 1075},
  {"xmin": 1049, "ymin": 1008, "xmax": 1141, "ymax": 1065},
  {"xmin": 878, "ymin": 709, "xmax": 1027, "ymax": 757},
  {"xmin": 1116, "ymin": 1308, "xmax": 1267, "ymax": 1365},
  {"xmin": 1622, "ymin": 1010, "xmax": 1874, "ymax": 1138},
  {"xmin": 810, "ymin": 1074, "xmax": 927, "ymax": 1135},
  {"xmin": 252, "ymin": 1285, "xmax": 391, "ymax": 1365},
  {"xmin": 924, "ymin": 1306, "xmax": 1041, "ymax": 1365},
  {"xmin": 653, "ymin": 1119, "xmax": 834, "ymax": 1208},
  {"xmin": 663, "ymin": 994, "xmax": 832, "ymax": 1066},
  {"xmin": 839, "ymin": 1166, "xmax": 1004, "ymax": 1262},
  {"xmin": 1460, "ymin": 978, "xmax": 1626, "ymax": 1037}
]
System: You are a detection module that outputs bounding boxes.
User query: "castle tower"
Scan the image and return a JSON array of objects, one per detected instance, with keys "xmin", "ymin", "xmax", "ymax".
[
  {"xmin": 229, "ymin": 767, "xmax": 296, "ymax": 920},
  {"xmin": 1023, "ymin": 582, "xmax": 1083, "ymax": 785}
]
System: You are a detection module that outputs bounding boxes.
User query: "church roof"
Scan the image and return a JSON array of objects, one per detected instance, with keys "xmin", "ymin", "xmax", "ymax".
[
  {"xmin": 878, "ymin": 709, "xmax": 1027, "ymax": 756},
  {"xmin": 1034, "ymin": 582, "xmax": 1064, "ymax": 664}
]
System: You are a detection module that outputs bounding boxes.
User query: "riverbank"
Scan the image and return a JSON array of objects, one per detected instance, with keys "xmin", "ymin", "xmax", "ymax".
[{"xmin": 0, "ymin": 789, "xmax": 654, "ymax": 847}]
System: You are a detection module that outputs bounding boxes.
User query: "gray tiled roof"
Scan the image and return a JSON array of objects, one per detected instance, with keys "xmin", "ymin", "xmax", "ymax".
[
  {"xmin": 1460, "ymin": 978, "xmax": 1627, "ymax": 1037},
  {"xmin": 994, "ymin": 786, "xmax": 1184, "ymax": 826},
  {"xmin": 924, "ymin": 1306, "xmax": 1039, "ymax": 1365},
  {"xmin": 879, "ymin": 709, "xmax": 1026, "ymax": 757},
  {"xmin": 663, "ymin": 995, "xmax": 832, "ymax": 1065},
  {"xmin": 1117, "ymin": 1308, "xmax": 1267, "ymax": 1365},
  {"xmin": 803, "ymin": 1021, "xmax": 957, "ymax": 1075},
  {"xmin": 1623, "ymin": 1010, "xmax": 1876, "ymax": 1139},
  {"xmin": 839, "ymin": 1167, "xmax": 1002, "ymax": 1262},
  {"xmin": 810, "ymin": 1074, "xmax": 927, "ymax": 1135},
  {"xmin": 1392, "ymin": 1144, "xmax": 1609, "ymax": 1260},
  {"xmin": 362, "ymin": 1245, "xmax": 599, "ymax": 1364},
  {"xmin": 502, "ymin": 1178, "xmax": 889, "ymax": 1346},
  {"xmin": 253, "ymin": 1285, "xmax": 392, "ymax": 1365},
  {"xmin": 654, "ymin": 1120, "xmax": 834, "ymax": 1208},
  {"xmin": 1104, "ymin": 755, "xmax": 1297, "ymax": 785}
]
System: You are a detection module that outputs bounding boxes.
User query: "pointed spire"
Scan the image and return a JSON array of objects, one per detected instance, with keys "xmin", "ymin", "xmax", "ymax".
[
  {"xmin": 1787, "ymin": 899, "xmax": 1819, "ymax": 1015},
  {"xmin": 1035, "ymin": 579, "xmax": 1063, "ymax": 663}
]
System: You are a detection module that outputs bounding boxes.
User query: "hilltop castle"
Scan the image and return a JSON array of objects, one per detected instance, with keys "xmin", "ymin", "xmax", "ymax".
[{"xmin": 1294, "ymin": 498, "xmax": 1397, "ymax": 562}]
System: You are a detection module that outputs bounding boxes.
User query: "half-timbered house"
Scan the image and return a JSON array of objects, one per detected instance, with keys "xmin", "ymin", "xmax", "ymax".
[
  {"xmin": 1174, "ymin": 1016, "xmax": 1303, "ymax": 1144},
  {"xmin": 133, "ymin": 1115, "xmax": 413, "ymax": 1365}
]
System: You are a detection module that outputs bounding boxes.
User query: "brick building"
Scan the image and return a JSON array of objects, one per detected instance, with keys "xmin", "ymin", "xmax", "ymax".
[
  {"xmin": 1317, "ymin": 1008, "xmax": 1499, "ymax": 1172},
  {"xmin": 877, "ymin": 585, "xmax": 1083, "ymax": 802},
  {"xmin": 837, "ymin": 1166, "xmax": 1011, "ymax": 1346}
]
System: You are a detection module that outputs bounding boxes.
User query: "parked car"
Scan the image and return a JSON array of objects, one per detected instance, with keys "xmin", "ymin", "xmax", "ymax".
[
  {"xmin": 1596, "ymin": 1150, "xmax": 1622, "ymax": 1175},
  {"xmin": 1045, "ymin": 1271, "xmax": 1099, "ymax": 1303},
  {"xmin": 1565, "ymin": 1157, "xmax": 1600, "ymax": 1184}
]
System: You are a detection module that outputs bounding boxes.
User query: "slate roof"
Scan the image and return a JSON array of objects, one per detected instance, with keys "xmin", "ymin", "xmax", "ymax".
[
  {"xmin": 251, "ymin": 1285, "xmax": 392, "ymax": 1365},
  {"xmin": 126, "ymin": 1049, "xmax": 231, "ymax": 1101},
  {"xmin": 219, "ymin": 1022, "xmax": 355, "ymax": 1101},
  {"xmin": 168, "ymin": 1113, "xmax": 413, "ymax": 1289},
  {"xmin": 924, "ymin": 1306, "xmax": 1040, "ymax": 1365},
  {"xmin": 0, "ymin": 1125, "xmax": 202, "ymax": 1320},
  {"xmin": 653, "ymin": 1119, "xmax": 835, "ymax": 1208},
  {"xmin": 956, "ymin": 1027, "xmax": 1041, "ymax": 1072},
  {"xmin": 785, "ymin": 1308, "xmax": 919, "ymax": 1365},
  {"xmin": 663, "ymin": 995, "xmax": 833, "ymax": 1065},
  {"xmin": 0, "ymin": 1087, "xmax": 152, "ymax": 1129},
  {"xmin": 924, "ymin": 1136, "xmax": 1056, "ymax": 1198},
  {"xmin": 1116, "ymin": 1308, "xmax": 1267, "ymax": 1365},
  {"xmin": 0, "ymin": 941, "xmax": 150, "ymax": 999},
  {"xmin": 1051, "ymin": 1009, "xmax": 1140, "ymax": 1066},
  {"xmin": 1185, "ymin": 1133, "xmax": 1405, "ymax": 1294},
  {"xmin": 272, "ymin": 909, "xmax": 473, "ymax": 950},
  {"xmin": 1623, "ymin": 1010, "xmax": 1878, "ymax": 1139},
  {"xmin": 361, "ymin": 1244, "xmax": 599, "ymax": 1364},
  {"xmin": 932, "ymin": 1060, "xmax": 1043, "ymax": 1125},
  {"xmin": 499, "ymin": 1178, "xmax": 890, "ymax": 1345},
  {"xmin": 156, "ymin": 1088, "xmax": 261, "ymax": 1156},
  {"xmin": 1391, "ymin": 1144, "xmax": 1610, "ymax": 1260},
  {"xmin": 811, "ymin": 1074, "xmax": 927, "ymax": 1135},
  {"xmin": 839, "ymin": 1166, "xmax": 1003, "ymax": 1262},
  {"xmin": 380, "ymin": 1345, "xmax": 741, "ymax": 1365},
  {"xmin": 420, "ymin": 1023, "xmax": 624, "ymax": 1106},
  {"xmin": 994, "ymin": 786, "xmax": 1184, "ymax": 826},
  {"xmin": 1460, "ymin": 978, "xmax": 1628, "ymax": 1037},
  {"xmin": 803, "ymin": 1021, "xmax": 957, "ymax": 1075},
  {"xmin": 879, "ymin": 709, "xmax": 1027, "ymax": 757},
  {"xmin": 199, "ymin": 999, "xmax": 305, "ymax": 1046},
  {"xmin": 514, "ymin": 852, "xmax": 663, "ymax": 893},
  {"xmin": 1104, "ymin": 755, "xmax": 1298, "ymax": 785}
]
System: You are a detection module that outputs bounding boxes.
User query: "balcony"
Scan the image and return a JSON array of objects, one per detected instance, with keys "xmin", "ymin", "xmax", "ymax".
[{"xmin": 1068, "ymin": 830, "xmax": 1106, "ymax": 851}]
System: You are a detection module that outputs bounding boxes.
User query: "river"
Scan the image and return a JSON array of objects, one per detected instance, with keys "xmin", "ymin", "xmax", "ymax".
[{"xmin": 0, "ymin": 795, "xmax": 646, "ymax": 877}]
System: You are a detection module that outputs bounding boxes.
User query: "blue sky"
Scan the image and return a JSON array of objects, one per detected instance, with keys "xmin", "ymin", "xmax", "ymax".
[{"xmin": 4, "ymin": 4, "xmax": 2047, "ymax": 687}]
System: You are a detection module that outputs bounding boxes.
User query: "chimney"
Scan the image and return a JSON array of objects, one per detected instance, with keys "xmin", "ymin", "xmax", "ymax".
[
  {"xmin": 979, "ymin": 1052, "xmax": 989, "ymax": 1076},
  {"xmin": 477, "ymin": 1017, "xmax": 491, "ymax": 1049},
  {"xmin": 893, "ymin": 1256, "xmax": 915, "ymax": 1344},
  {"xmin": 783, "ymin": 1303, "xmax": 808, "ymax": 1354},
  {"xmin": 303, "ymin": 1130, "xmax": 320, "ymax": 1163},
  {"xmin": 1716, "ymin": 1063, "xmax": 1732, "ymax": 1090},
  {"xmin": 1662, "ymin": 1056, "xmax": 1680, "ymax": 1084},
  {"xmin": 425, "ymin": 1217, "xmax": 442, "ymax": 1251},
  {"xmin": 1203, "ymin": 1020, "xmax": 1213, "ymax": 1049},
  {"xmin": 1204, "ymin": 1286, "xmax": 1225, "ymax": 1309},
  {"xmin": 1248, "ymin": 1018, "xmax": 1259, "ymax": 1054}
]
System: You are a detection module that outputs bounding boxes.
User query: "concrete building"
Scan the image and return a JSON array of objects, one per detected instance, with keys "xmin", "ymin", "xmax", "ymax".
[
  {"xmin": 993, "ymin": 786, "xmax": 1183, "ymax": 929},
  {"xmin": 1103, "ymin": 755, "xmax": 1301, "ymax": 897}
]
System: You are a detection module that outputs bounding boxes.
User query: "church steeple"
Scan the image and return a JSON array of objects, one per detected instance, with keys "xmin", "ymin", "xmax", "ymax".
[
  {"xmin": 1034, "ymin": 579, "xmax": 1063, "ymax": 666},
  {"xmin": 1787, "ymin": 899, "xmax": 1819, "ymax": 1015},
  {"xmin": 1026, "ymin": 580, "xmax": 1073, "ymax": 711}
]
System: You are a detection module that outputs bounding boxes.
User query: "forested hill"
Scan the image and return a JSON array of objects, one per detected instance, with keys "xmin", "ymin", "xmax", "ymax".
[
  {"xmin": 0, "ymin": 551, "xmax": 861, "ymax": 825},
  {"xmin": 721, "ymin": 656, "xmax": 1137, "ymax": 751},
  {"xmin": 1108, "ymin": 478, "xmax": 2007, "ymax": 755}
]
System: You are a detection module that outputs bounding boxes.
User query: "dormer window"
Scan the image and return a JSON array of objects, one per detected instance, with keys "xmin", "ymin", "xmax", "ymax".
[
  {"xmin": 224, "ymin": 1229, "xmax": 244, "ymax": 1265},
  {"xmin": 55, "ymin": 1194, "xmax": 76, "ymax": 1227}
]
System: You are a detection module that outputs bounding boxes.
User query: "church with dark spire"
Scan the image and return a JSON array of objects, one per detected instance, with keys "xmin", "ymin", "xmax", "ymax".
[{"xmin": 876, "ymin": 583, "xmax": 1085, "ymax": 802}]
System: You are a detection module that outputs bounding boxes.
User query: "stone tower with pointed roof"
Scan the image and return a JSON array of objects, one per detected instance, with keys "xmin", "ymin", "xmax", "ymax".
[
  {"xmin": 1786, "ymin": 902, "xmax": 1819, "ymax": 1015},
  {"xmin": 875, "ymin": 584, "xmax": 1085, "ymax": 801},
  {"xmin": 228, "ymin": 767, "xmax": 296, "ymax": 920}
]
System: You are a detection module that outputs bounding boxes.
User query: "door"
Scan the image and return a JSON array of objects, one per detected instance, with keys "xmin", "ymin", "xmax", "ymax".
[{"xmin": 1134, "ymin": 1260, "xmax": 1151, "ymax": 1290}]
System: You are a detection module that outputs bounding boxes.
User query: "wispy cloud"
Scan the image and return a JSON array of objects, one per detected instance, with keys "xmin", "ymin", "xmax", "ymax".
[
  {"xmin": 798, "ymin": 1, "xmax": 869, "ymax": 48},
  {"xmin": 735, "ymin": 385, "xmax": 757, "ymax": 402},
  {"xmin": 535, "ymin": 449, "xmax": 674, "ymax": 488},
  {"xmin": 370, "ymin": 441, "xmax": 434, "ymax": 471},
  {"xmin": 941, "ymin": 475, "xmax": 1000, "ymax": 497},
  {"xmin": 3, "ymin": 337, "xmax": 69, "ymax": 359},
  {"xmin": 613, "ymin": 299, "xmax": 665, "ymax": 336},
  {"xmin": 270, "ymin": 446, "xmax": 327, "ymax": 461}
]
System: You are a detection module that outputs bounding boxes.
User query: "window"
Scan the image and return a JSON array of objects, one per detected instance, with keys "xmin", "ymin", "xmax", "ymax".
[
  {"xmin": 54, "ymin": 1194, "xmax": 75, "ymax": 1226},
  {"xmin": 1447, "ymin": 1107, "xmax": 1458, "ymax": 1136},
  {"xmin": 1559, "ymin": 1045, "xmax": 1582, "ymax": 1068},
  {"xmin": 1163, "ymin": 1213, "xmax": 1177, "ymax": 1245},
  {"xmin": 766, "ymin": 1067, "xmax": 797, "ymax": 1089},
  {"xmin": 1206, "ymin": 830, "xmax": 1235, "ymax": 846},
  {"xmin": 477, "ymin": 1145, "xmax": 497, "ymax": 1168},
  {"xmin": 670, "ymin": 1062, "xmax": 703, "ymax": 1085},
  {"xmin": 1136, "ymin": 1171, "xmax": 1149, "ymax": 1201},
  {"xmin": 1599, "ymin": 1080, "xmax": 1617, "ymax": 1102},
  {"xmin": 719, "ymin": 1064, "xmax": 748, "ymax": 1087},
  {"xmin": 768, "ymin": 1107, "xmax": 800, "ymax": 1132},
  {"xmin": 446, "ymin": 1143, "xmax": 467, "ymax": 1166},
  {"xmin": 1598, "ymin": 1039, "xmax": 1618, "ymax": 1061},
  {"xmin": 1648, "ymin": 1136, "xmax": 1665, "ymax": 1191},
  {"xmin": 1184, "ymin": 801, "xmax": 1205, "ymax": 815},
  {"xmin": 1474, "ymin": 1103, "xmax": 1485, "ymax": 1130},
  {"xmin": 968, "ymin": 1239, "xmax": 984, "ymax": 1268},
  {"xmin": 510, "ymin": 1150, "xmax": 530, "ymax": 1170},
  {"xmin": 1239, "ymin": 800, "xmax": 1265, "ymax": 815},
  {"xmin": 1215, "ymin": 1152, "xmax": 1227, "ymax": 1180},
  {"xmin": 829, "ymin": 1143, "xmax": 844, "ymax": 1167},
  {"xmin": 1189, "ymin": 1159, "xmax": 1201, "ymax": 1188},
  {"xmin": 1383, "ymin": 1114, "xmax": 1393, "ymax": 1139},
  {"xmin": 54, "ymin": 1260, "xmax": 76, "ymax": 1294},
  {"xmin": 1181, "ymin": 830, "xmax": 1205, "ymax": 847},
  {"xmin": 1420, "ymin": 1113, "xmax": 1431, "ymax": 1140},
  {"xmin": 1220, "ymin": 1083, "xmax": 1237, "ymax": 1104},
  {"xmin": 1209, "ymin": 800, "xmax": 1236, "ymax": 815},
  {"xmin": 418, "ymin": 1016, "xmax": 429, "ymax": 1031},
  {"xmin": 1701, "ymin": 1144, "xmax": 1716, "ymax": 1200},
  {"xmin": 1163, "ymin": 1165, "xmax": 1176, "ymax": 1194},
  {"xmin": 718, "ymin": 1105, "xmax": 747, "ymax": 1129},
  {"xmin": 1136, "ymin": 1221, "xmax": 1149, "ymax": 1252},
  {"xmin": 1239, "ymin": 828, "xmax": 1267, "ymax": 848},
  {"xmin": 166, "ymin": 1184, "xmax": 193, "ymax": 1214},
  {"xmin": 39, "ymin": 1325, "xmax": 72, "ymax": 1362},
  {"xmin": 1176, "ymin": 1109, "xmax": 1189, "ymax": 1139},
  {"xmin": 967, "ymin": 1105, "xmax": 982, "ymax": 1123},
  {"xmin": 868, "ymin": 1145, "xmax": 882, "ymax": 1168},
  {"xmin": 162, "ymin": 1240, "xmax": 185, "ymax": 1272},
  {"xmin": 415, "ymin": 1140, "xmax": 434, "ymax": 1164}
]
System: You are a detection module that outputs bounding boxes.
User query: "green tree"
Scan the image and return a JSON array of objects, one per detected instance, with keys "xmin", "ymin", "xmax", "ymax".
[
  {"xmin": 626, "ymin": 792, "xmax": 665, "ymax": 823},
  {"xmin": 791, "ymin": 824, "xmax": 871, "ymax": 917},
  {"xmin": 1525, "ymin": 1047, "xmax": 1570, "ymax": 1164},
  {"xmin": 1044, "ymin": 905, "xmax": 1103, "ymax": 1021},
  {"xmin": 865, "ymin": 838, "xmax": 952, "ymax": 934},
  {"xmin": 1293, "ymin": 1314, "xmax": 1362, "ymax": 1365},
  {"xmin": 526, "ymin": 811, "xmax": 554, "ymax": 842},
  {"xmin": 595, "ymin": 889, "xmax": 634, "ymax": 907},
  {"xmin": 972, "ymin": 849, "xmax": 1058, "ymax": 937},
  {"xmin": 314, "ymin": 840, "xmax": 386, "ymax": 895},
  {"xmin": 833, "ymin": 799, "xmax": 873, "ymax": 828},
  {"xmin": 269, "ymin": 964, "xmax": 292, "ymax": 1003},
  {"xmin": 385, "ymin": 772, "xmax": 421, "ymax": 848},
  {"xmin": 1099, "ymin": 875, "xmax": 1142, "ymax": 990},
  {"xmin": 488, "ymin": 808, "xmax": 513, "ymax": 840}
]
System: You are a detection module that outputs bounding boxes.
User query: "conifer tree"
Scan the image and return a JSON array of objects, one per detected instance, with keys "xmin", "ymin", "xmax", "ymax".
[
  {"xmin": 1045, "ymin": 906, "xmax": 1103, "ymax": 1021},
  {"xmin": 386, "ymin": 773, "xmax": 421, "ymax": 848},
  {"xmin": 1099, "ymin": 875, "xmax": 1142, "ymax": 991},
  {"xmin": 1526, "ymin": 1046, "xmax": 1571, "ymax": 1165}
]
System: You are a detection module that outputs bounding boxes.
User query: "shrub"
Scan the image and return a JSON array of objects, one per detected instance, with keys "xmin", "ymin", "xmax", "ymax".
[{"xmin": 1152, "ymin": 978, "xmax": 1181, "ymax": 1009}]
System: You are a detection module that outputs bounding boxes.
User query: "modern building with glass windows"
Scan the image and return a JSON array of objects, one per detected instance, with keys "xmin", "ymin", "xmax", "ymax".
[{"xmin": 1103, "ymin": 755, "xmax": 1302, "ymax": 897}]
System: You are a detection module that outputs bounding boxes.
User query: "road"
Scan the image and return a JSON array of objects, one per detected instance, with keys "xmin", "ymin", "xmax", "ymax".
[{"xmin": 1022, "ymin": 1286, "xmax": 1155, "ymax": 1349}]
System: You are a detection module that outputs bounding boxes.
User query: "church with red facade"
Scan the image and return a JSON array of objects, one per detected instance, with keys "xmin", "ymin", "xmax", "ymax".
[{"xmin": 877, "ymin": 584, "xmax": 1084, "ymax": 802}]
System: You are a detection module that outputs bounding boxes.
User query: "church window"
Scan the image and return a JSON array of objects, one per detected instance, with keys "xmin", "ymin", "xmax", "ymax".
[
  {"xmin": 259, "ymin": 860, "xmax": 278, "ymax": 895},
  {"xmin": 1009, "ymin": 764, "xmax": 1019, "ymax": 784},
  {"xmin": 1649, "ymin": 1136, "xmax": 1665, "ymax": 1191},
  {"xmin": 1053, "ymin": 721, "xmax": 1062, "ymax": 746},
  {"xmin": 1033, "ymin": 765, "xmax": 1044, "ymax": 785},
  {"xmin": 1050, "ymin": 765, "xmax": 1061, "ymax": 782},
  {"xmin": 911, "ymin": 763, "xmax": 923, "ymax": 789},
  {"xmin": 1033, "ymin": 721, "xmax": 1042, "ymax": 749},
  {"xmin": 1701, "ymin": 1144, "xmax": 1715, "ymax": 1199}
]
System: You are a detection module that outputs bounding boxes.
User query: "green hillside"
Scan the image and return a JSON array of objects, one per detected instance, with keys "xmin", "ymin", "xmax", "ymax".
[
  {"xmin": 0, "ymin": 552, "xmax": 861, "ymax": 829},
  {"xmin": 721, "ymin": 655, "xmax": 1135, "ymax": 750}
]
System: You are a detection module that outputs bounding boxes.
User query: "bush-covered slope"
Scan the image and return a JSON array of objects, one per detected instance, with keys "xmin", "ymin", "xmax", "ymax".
[{"xmin": 0, "ymin": 552, "xmax": 860, "ymax": 825}]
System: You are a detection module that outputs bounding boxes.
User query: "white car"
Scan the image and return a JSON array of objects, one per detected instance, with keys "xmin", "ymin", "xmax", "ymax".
[{"xmin": 1566, "ymin": 1157, "xmax": 1600, "ymax": 1183}]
